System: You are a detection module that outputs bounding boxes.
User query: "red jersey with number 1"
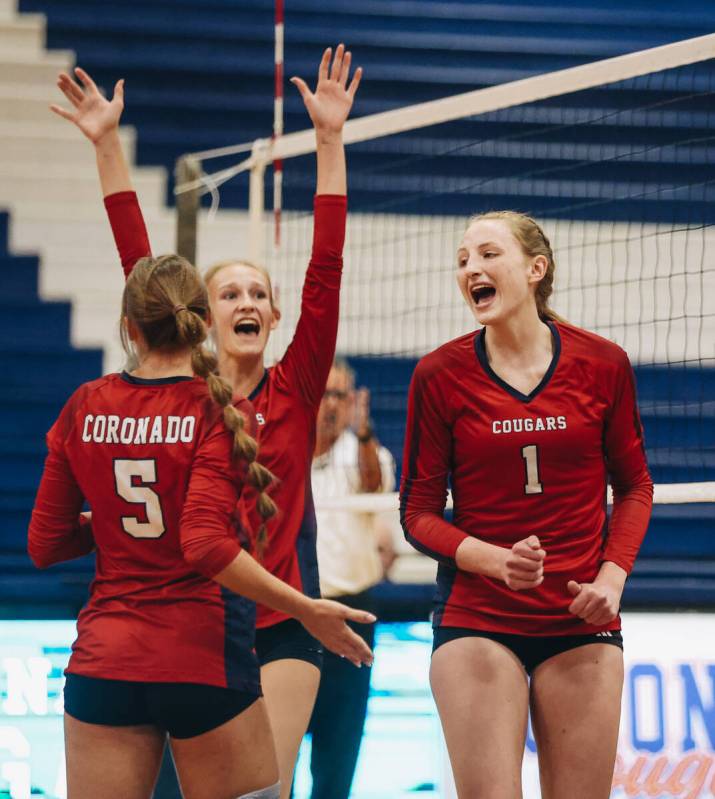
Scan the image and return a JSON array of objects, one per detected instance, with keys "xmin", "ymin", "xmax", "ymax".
[
  {"xmin": 28, "ymin": 373, "xmax": 260, "ymax": 691},
  {"xmin": 400, "ymin": 321, "xmax": 653, "ymax": 636}
]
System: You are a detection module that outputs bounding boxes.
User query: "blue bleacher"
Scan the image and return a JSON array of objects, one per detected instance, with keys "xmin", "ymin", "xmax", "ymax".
[
  {"xmin": 18, "ymin": 0, "xmax": 715, "ymax": 219},
  {"xmin": 0, "ymin": 211, "xmax": 102, "ymax": 614}
]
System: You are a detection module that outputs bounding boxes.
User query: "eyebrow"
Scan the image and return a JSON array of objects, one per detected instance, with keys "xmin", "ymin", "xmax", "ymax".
[{"xmin": 217, "ymin": 280, "xmax": 268, "ymax": 291}]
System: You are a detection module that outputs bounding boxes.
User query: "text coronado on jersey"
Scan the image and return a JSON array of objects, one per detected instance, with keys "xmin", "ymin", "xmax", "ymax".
[{"xmin": 81, "ymin": 414, "xmax": 197, "ymax": 445}]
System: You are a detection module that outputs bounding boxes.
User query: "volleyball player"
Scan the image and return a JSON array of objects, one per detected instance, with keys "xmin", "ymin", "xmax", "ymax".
[
  {"xmin": 400, "ymin": 211, "xmax": 653, "ymax": 799},
  {"xmin": 28, "ymin": 252, "xmax": 373, "ymax": 799},
  {"xmin": 52, "ymin": 45, "xmax": 364, "ymax": 797}
]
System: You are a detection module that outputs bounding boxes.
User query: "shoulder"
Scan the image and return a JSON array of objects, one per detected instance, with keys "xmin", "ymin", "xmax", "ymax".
[
  {"xmin": 556, "ymin": 321, "xmax": 629, "ymax": 371},
  {"xmin": 414, "ymin": 330, "xmax": 477, "ymax": 382}
]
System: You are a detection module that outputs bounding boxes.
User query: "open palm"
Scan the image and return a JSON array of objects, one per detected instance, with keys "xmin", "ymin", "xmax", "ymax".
[
  {"xmin": 291, "ymin": 44, "xmax": 362, "ymax": 134},
  {"xmin": 51, "ymin": 67, "xmax": 124, "ymax": 144}
]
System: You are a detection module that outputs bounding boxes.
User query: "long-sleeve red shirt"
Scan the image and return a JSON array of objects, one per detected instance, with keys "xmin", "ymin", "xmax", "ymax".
[
  {"xmin": 400, "ymin": 321, "xmax": 653, "ymax": 635},
  {"xmin": 104, "ymin": 191, "xmax": 347, "ymax": 627},
  {"xmin": 29, "ymin": 373, "xmax": 260, "ymax": 690}
]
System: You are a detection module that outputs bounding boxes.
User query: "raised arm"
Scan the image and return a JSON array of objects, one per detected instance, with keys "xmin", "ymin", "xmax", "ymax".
[
  {"xmin": 277, "ymin": 46, "xmax": 361, "ymax": 406},
  {"xmin": 51, "ymin": 67, "xmax": 150, "ymax": 276}
]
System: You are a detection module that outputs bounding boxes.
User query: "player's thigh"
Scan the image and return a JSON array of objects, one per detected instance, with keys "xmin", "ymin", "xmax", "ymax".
[
  {"xmin": 64, "ymin": 712, "xmax": 165, "ymax": 799},
  {"xmin": 529, "ymin": 642, "xmax": 624, "ymax": 799},
  {"xmin": 430, "ymin": 635, "xmax": 530, "ymax": 799},
  {"xmin": 261, "ymin": 657, "xmax": 321, "ymax": 799},
  {"xmin": 171, "ymin": 697, "xmax": 278, "ymax": 799}
]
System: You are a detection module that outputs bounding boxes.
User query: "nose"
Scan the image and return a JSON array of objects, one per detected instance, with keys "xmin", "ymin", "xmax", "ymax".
[
  {"xmin": 464, "ymin": 255, "xmax": 482, "ymax": 277},
  {"xmin": 237, "ymin": 293, "xmax": 256, "ymax": 311}
]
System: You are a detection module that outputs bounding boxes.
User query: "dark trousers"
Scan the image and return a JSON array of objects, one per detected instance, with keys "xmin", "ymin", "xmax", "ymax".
[{"xmin": 307, "ymin": 589, "xmax": 376, "ymax": 799}]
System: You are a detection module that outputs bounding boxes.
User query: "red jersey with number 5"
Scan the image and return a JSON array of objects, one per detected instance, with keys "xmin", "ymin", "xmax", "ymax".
[
  {"xmin": 400, "ymin": 321, "xmax": 653, "ymax": 636},
  {"xmin": 28, "ymin": 373, "xmax": 260, "ymax": 691}
]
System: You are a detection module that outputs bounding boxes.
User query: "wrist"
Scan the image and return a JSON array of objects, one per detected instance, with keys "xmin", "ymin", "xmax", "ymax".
[
  {"xmin": 596, "ymin": 561, "xmax": 627, "ymax": 589},
  {"xmin": 456, "ymin": 537, "xmax": 504, "ymax": 578},
  {"xmin": 357, "ymin": 425, "xmax": 374, "ymax": 444},
  {"xmin": 315, "ymin": 129, "xmax": 343, "ymax": 146},
  {"xmin": 94, "ymin": 128, "xmax": 122, "ymax": 151}
]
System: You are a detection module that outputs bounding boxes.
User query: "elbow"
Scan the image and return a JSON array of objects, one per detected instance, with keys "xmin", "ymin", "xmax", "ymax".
[{"xmin": 28, "ymin": 542, "xmax": 54, "ymax": 570}]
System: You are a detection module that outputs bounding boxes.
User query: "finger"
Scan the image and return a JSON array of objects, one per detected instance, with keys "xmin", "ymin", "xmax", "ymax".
[
  {"xmin": 74, "ymin": 66, "xmax": 98, "ymax": 94},
  {"xmin": 330, "ymin": 43, "xmax": 345, "ymax": 81},
  {"xmin": 339, "ymin": 50, "xmax": 352, "ymax": 87},
  {"xmin": 568, "ymin": 593, "xmax": 590, "ymax": 617},
  {"xmin": 113, "ymin": 78, "xmax": 125, "ymax": 104},
  {"xmin": 49, "ymin": 104, "xmax": 76, "ymax": 123},
  {"xmin": 57, "ymin": 75, "xmax": 84, "ymax": 107},
  {"xmin": 567, "ymin": 580, "xmax": 581, "ymax": 597},
  {"xmin": 318, "ymin": 47, "xmax": 331, "ymax": 83},
  {"xmin": 289, "ymin": 76, "xmax": 311, "ymax": 102},
  {"xmin": 342, "ymin": 627, "xmax": 374, "ymax": 664},
  {"xmin": 508, "ymin": 560, "xmax": 543, "ymax": 577},
  {"xmin": 343, "ymin": 607, "xmax": 377, "ymax": 624},
  {"xmin": 513, "ymin": 546, "xmax": 545, "ymax": 562},
  {"xmin": 347, "ymin": 66, "xmax": 363, "ymax": 99},
  {"xmin": 526, "ymin": 535, "xmax": 541, "ymax": 549}
]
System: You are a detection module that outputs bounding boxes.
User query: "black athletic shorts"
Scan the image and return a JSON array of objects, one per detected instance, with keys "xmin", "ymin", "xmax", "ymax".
[
  {"xmin": 64, "ymin": 673, "xmax": 260, "ymax": 739},
  {"xmin": 432, "ymin": 627, "xmax": 623, "ymax": 675},
  {"xmin": 254, "ymin": 618, "xmax": 323, "ymax": 670}
]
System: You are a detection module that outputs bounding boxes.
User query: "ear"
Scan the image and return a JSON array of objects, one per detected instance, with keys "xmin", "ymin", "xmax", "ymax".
[
  {"xmin": 528, "ymin": 254, "xmax": 548, "ymax": 284},
  {"xmin": 270, "ymin": 308, "xmax": 281, "ymax": 329}
]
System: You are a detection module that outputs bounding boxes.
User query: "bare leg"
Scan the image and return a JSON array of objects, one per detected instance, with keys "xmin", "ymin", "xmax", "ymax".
[
  {"xmin": 64, "ymin": 713, "xmax": 165, "ymax": 799},
  {"xmin": 261, "ymin": 658, "xmax": 321, "ymax": 799},
  {"xmin": 171, "ymin": 697, "xmax": 279, "ymax": 799},
  {"xmin": 430, "ymin": 638, "xmax": 529, "ymax": 799},
  {"xmin": 530, "ymin": 643, "xmax": 624, "ymax": 799}
]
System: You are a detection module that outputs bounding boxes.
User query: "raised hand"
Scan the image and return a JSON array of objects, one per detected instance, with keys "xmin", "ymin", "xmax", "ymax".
[
  {"xmin": 290, "ymin": 44, "xmax": 362, "ymax": 136},
  {"xmin": 50, "ymin": 67, "xmax": 124, "ymax": 145},
  {"xmin": 300, "ymin": 598, "xmax": 375, "ymax": 668}
]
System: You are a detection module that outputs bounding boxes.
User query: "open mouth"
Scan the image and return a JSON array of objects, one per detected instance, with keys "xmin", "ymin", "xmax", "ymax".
[
  {"xmin": 470, "ymin": 285, "xmax": 496, "ymax": 307},
  {"xmin": 233, "ymin": 320, "xmax": 260, "ymax": 336}
]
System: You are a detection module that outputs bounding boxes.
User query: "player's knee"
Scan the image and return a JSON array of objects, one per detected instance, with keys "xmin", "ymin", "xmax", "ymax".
[{"xmin": 236, "ymin": 781, "xmax": 281, "ymax": 799}]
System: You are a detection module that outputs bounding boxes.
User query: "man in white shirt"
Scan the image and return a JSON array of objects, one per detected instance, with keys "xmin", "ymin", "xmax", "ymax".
[{"xmin": 307, "ymin": 358, "xmax": 395, "ymax": 799}]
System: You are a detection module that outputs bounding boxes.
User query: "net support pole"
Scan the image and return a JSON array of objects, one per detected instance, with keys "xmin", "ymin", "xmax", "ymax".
[
  {"xmin": 273, "ymin": 0, "xmax": 284, "ymax": 248},
  {"xmin": 175, "ymin": 155, "xmax": 201, "ymax": 263},
  {"xmin": 249, "ymin": 139, "xmax": 270, "ymax": 266}
]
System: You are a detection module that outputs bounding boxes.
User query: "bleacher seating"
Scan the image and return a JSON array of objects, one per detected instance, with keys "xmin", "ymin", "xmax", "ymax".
[{"xmin": 0, "ymin": 209, "xmax": 101, "ymax": 615}]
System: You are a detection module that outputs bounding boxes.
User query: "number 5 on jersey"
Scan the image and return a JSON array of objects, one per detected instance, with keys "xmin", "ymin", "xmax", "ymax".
[
  {"xmin": 521, "ymin": 444, "xmax": 543, "ymax": 495},
  {"xmin": 114, "ymin": 459, "xmax": 166, "ymax": 538}
]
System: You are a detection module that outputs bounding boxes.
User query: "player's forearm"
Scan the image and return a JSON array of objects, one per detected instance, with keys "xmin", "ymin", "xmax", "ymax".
[
  {"xmin": 28, "ymin": 516, "xmax": 94, "ymax": 569},
  {"xmin": 455, "ymin": 536, "xmax": 506, "ymax": 579},
  {"xmin": 94, "ymin": 129, "xmax": 132, "ymax": 197},
  {"xmin": 358, "ymin": 438, "xmax": 382, "ymax": 492},
  {"xmin": 315, "ymin": 131, "xmax": 346, "ymax": 195},
  {"xmin": 213, "ymin": 550, "xmax": 314, "ymax": 620}
]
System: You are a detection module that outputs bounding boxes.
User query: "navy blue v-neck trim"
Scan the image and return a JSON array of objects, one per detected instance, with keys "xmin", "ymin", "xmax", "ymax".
[
  {"xmin": 248, "ymin": 369, "xmax": 269, "ymax": 401},
  {"xmin": 474, "ymin": 321, "xmax": 561, "ymax": 403},
  {"xmin": 121, "ymin": 371, "xmax": 195, "ymax": 386}
]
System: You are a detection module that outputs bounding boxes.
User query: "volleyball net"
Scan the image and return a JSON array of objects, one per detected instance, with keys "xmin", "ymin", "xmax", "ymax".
[{"xmin": 175, "ymin": 34, "xmax": 715, "ymax": 527}]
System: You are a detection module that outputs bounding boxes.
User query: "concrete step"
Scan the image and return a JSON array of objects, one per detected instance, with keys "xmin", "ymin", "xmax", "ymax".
[
  {"xmin": 0, "ymin": 121, "xmax": 136, "ymax": 165},
  {"xmin": 0, "ymin": 0, "xmax": 17, "ymax": 20},
  {"xmin": 0, "ymin": 51, "xmax": 75, "ymax": 87},
  {"xmin": 0, "ymin": 16, "xmax": 45, "ymax": 56},
  {"xmin": 0, "ymin": 163, "xmax": 167, "ymax": 206}
]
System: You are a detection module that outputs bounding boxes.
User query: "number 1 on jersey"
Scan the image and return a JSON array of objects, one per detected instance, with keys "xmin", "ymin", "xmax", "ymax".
[
  {"xmin": 521, "ymin": 444, "xmax": 543, "ymax": 495},
  {"xmin": 114, "ymin": 459, "xmax": 166, "ymax": 538}
]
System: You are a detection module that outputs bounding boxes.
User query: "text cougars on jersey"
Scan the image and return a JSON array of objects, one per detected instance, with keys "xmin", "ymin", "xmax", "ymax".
[
  {"xmin": 81, "ymin": 414, "xmax": 196, "ymax": 445},
  {"xmin": 492, "ymin": 416, "xmax": 567, "ymax": 435}
]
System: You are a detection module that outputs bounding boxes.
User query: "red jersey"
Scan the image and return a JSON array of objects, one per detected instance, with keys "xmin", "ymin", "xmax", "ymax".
[
  {"xmin": 104, "ymin": 192, "xmax": 347, "ymax": 628},
  {"xmin": 28, "ymin": 373, "xmax": 260, "ymax": 691},
  {"xmin": 400, "ymin": 321, "xmax": 653, "ymax": 636}
]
